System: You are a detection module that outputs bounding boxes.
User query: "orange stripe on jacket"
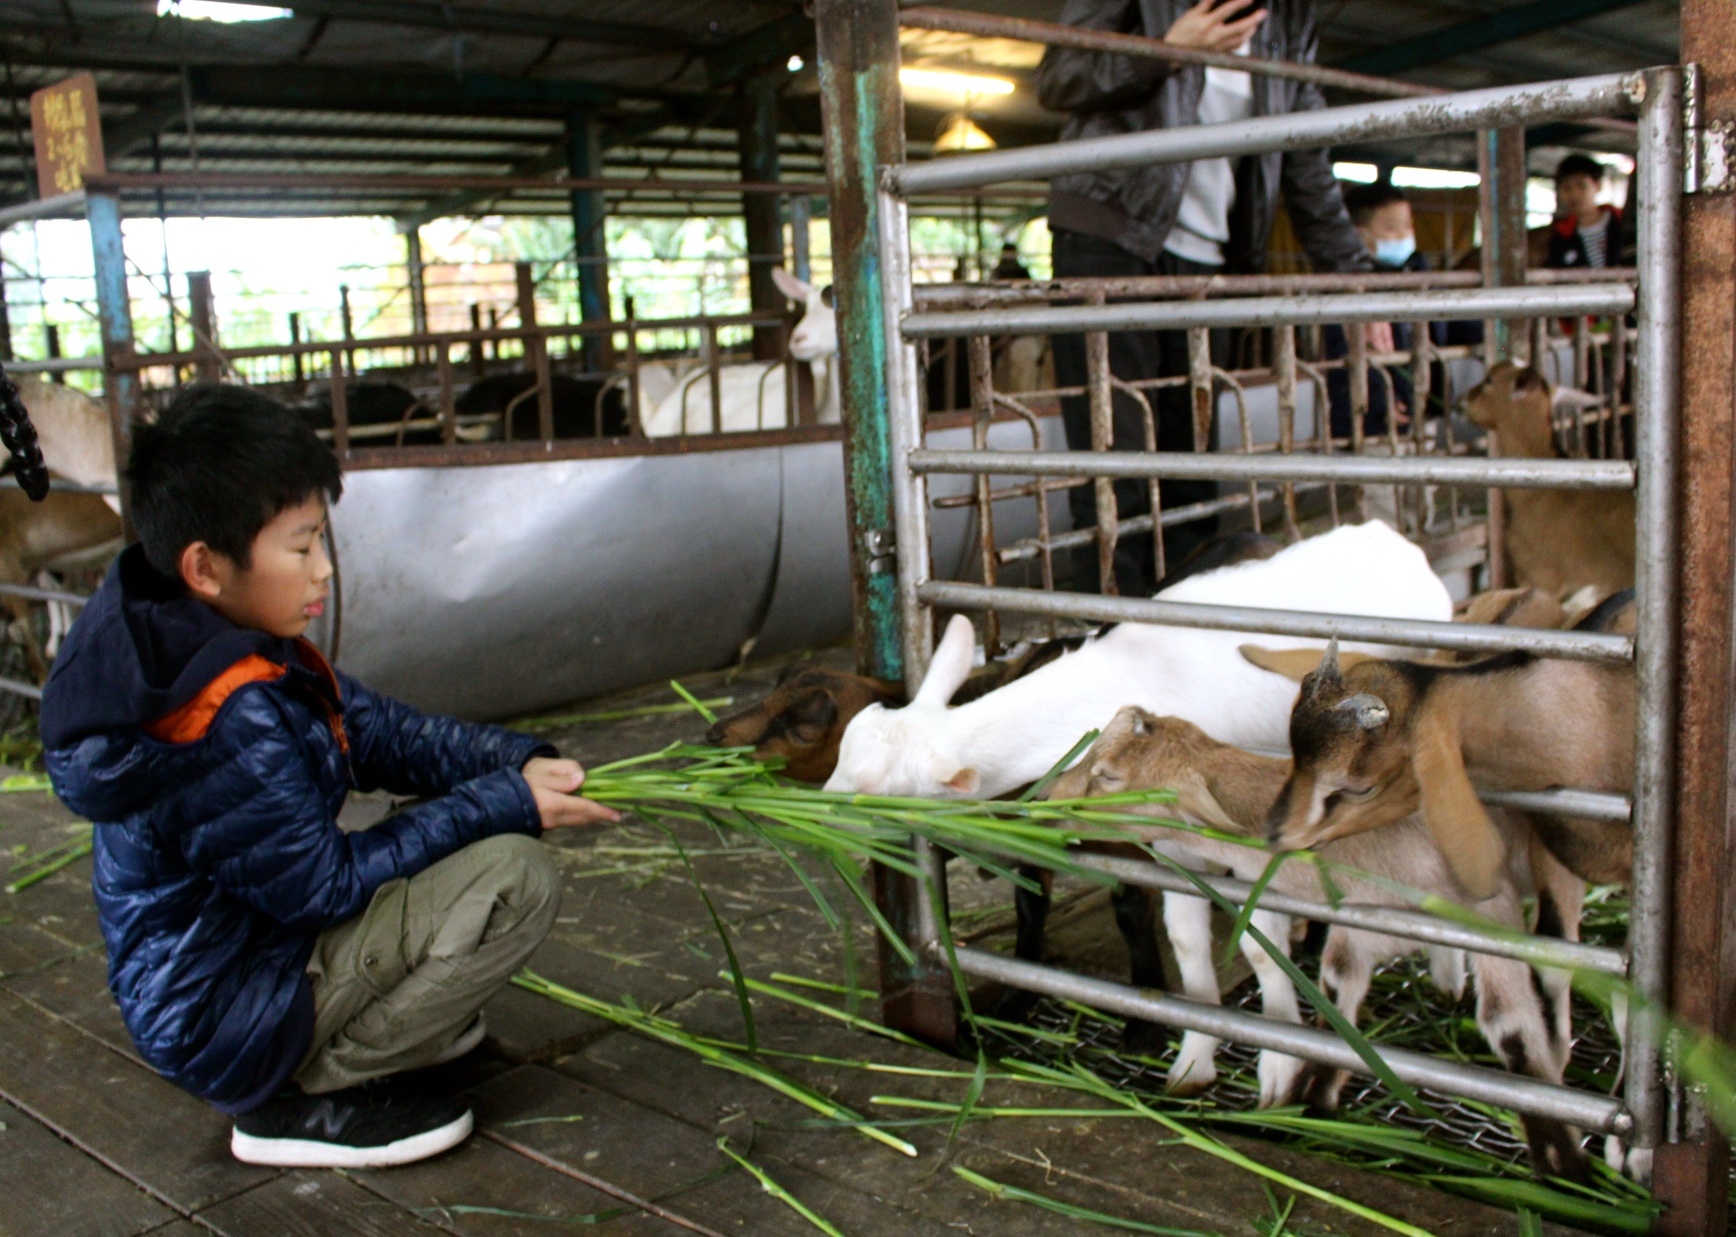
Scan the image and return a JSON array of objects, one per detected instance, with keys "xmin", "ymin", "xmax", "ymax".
[{"xmin": 145, "ymin": 655, "xmax": 287, "ymax": 745}]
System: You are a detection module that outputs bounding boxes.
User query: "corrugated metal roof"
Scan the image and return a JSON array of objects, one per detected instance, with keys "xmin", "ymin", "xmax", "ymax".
[{"xmin": 0, "ymin": 0, "xmax": 1681, "ymax": 219}]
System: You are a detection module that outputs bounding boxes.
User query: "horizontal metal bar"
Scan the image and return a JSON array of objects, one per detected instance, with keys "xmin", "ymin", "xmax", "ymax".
[
  {"xmin": 0, "ymin": 583, "xmax": 89, "ymax": 608},
  {"xmin": 85, "ymin": 172, "xmax": 827, "ymax": 198},
  {"xmin": 0, "ymin": 677, "xmax": 43, "ymax": 701},
  {"xmin": 0, "ymin": 475, "xmax": 119, "ymax": 496},
  {"xmin": 951, "ymin": 946, "xmax": 1631, "ymax": 1134},
  {"xmin": 910, "ymin": 448, "xmax": 1634, "ymax": 491},
  {"xmin": 1479, "ymin": 787, "xmax": 1631, "ymax": 823},
  {"xmin": 888, "ymin": 73, "xmax": 1640, "ymax": 194},
  {"xmin": 997, "ymin": 485, "xmax": 1324, "ymax": 563},
  {"xmin": 0, "ymin": 356, "xmax": 104, "ymax": 374},
  {"xmin": 910, "ymin": 266, "xmax": 1640, "ymax": 310},
  {"xmin": 901, "ymin": 284, "xmax": 1635, "ymax": 339},
  {"xmin": 0, "ymin": 191, "xmax": 86, "ymax": 230},
  {"xmin": 1068, "ymin": 852, "xmax": 1627, "ymax": 974},
  {"xmin": 920, "ymin": 580, "xmax": 1634, "ymax": 663}
]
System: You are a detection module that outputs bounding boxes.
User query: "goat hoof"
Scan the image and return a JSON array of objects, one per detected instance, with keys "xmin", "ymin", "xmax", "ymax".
[
  {"xmin": 1523, "ymin": 1116, "xmax": 1591, "ymax": 1185},
  {"xmin": 1119, "ymin": 1019, "xmax": 1170, "ymax": 1061},
  {"xmin": 1256, "ymin": 1051, "xmax": 1305, "ymax": 1109},
  {"xmin": 1603, "ymin": 1136, "xmax": 1653, "ymax": 1186},
  {"xmin": 1163, "ymin": 1032, "xmax": 1218, "ymax": 1094}
]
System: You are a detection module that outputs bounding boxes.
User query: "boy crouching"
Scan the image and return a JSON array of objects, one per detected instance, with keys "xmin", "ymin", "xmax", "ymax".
[{"xmin": 40, "ymin": 384, "xmax": 617, "ymax": 1168}]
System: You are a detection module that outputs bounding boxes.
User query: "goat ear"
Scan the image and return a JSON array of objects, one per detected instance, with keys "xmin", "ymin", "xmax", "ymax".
[
  {"xmin": 1174, "ymin": 771, "xmax": 1244, "ymax": 834},
  {"xmin": 1411, "ymin": 712, "xmax": 1504, "ymax": 901},
  {"xmin": 1239, "ymin": 644, "xmax": 1378, "ymax": 682},
  {"xmin": 945, "ymin": 766, "xmax": 981, "ymax": 796},
  {"xmin": 913, "ymin": 614, "xmax": 976, "ymax": 707},
  {"xmin": 770, "ymin": 267, "xmax": 812, "ymax": 303}
]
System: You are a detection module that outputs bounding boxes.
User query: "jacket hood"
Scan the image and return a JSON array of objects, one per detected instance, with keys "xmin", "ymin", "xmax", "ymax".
[{"xmin": 42, "ymin": 545, "xmax": 295, "ymax": 816}]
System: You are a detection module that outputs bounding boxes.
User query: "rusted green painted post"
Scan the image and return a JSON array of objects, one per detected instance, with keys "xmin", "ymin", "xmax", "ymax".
[
  {"xmin": 817, "ymin": 0, "xmax": 956, "ymax": 1047},
  {"xmin": 816, "ymin": 0, "xmax": 904, "ymax": 686}
]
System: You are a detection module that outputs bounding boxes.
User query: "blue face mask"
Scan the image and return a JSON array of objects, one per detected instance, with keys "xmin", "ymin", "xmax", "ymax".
[{"xmin": 1374, "ymin": 235, "xmax": 1417, "ymax": 266}]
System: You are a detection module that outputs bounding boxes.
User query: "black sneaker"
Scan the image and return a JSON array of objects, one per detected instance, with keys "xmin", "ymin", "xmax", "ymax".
[{"xmin": 231, "ymin": 1084, "xmax": 473, "ymax": 1168}]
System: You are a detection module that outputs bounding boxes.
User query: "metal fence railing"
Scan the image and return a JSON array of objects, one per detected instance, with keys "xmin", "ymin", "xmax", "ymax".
[{"xmin": 872, "ymin": 67, "xmax": 1679, "ymax": 1154}]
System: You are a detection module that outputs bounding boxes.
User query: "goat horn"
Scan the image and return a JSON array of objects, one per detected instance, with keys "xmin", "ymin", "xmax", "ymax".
[
  {"xmin": 1336, "ymin": 692, "xmax": 1390, "ymax": 730},
  {"xmin": 1316, "ymin": 638, "xmax": 1341, "ymax": 681}
]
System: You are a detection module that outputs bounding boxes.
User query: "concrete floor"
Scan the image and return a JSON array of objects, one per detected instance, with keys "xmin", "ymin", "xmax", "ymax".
[{"xmin": 0, "ymin": 648, "xmax": 1578, "ymax": 1236}]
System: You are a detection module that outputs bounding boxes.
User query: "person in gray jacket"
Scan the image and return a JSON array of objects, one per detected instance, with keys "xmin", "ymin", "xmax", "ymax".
[{"xmin": 1037, "ymin": 0, "xmax": 1370, "ymax": 593}]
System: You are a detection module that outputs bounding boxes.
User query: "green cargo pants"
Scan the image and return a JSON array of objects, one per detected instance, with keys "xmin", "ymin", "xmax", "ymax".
[{"xmin": 295, "ymin": 832, "xmax": 560, "ymax": 1095}]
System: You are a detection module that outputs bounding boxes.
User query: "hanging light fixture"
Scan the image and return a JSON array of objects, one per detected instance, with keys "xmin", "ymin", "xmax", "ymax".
[{"xmin": 934, "ymin": 113, "xmax": 996, "ymax": 154}]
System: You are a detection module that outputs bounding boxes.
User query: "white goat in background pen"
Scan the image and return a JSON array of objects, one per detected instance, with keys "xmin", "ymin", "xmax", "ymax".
[{"xmin": 642, "ymin": 269, "xmax": 839, "ymax": 436}]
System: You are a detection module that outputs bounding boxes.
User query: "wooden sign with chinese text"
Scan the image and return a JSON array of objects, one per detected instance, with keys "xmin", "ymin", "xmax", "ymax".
[{"xmin": 31, "ymin": 74, "xmax": 105, "ymax": 198}]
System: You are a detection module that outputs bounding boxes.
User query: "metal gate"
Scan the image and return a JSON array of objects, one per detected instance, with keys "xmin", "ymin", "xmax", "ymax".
[{"xmin": 870, "ymin": 69, "xmax": 1681, "ymax": 1157}]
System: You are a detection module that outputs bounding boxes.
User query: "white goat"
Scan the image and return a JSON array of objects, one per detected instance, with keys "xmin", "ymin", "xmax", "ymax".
[
  {"xmin": 642, "ymin": 268, "xmax": 839, "ymax": 436},
  {"xmin": 825, "ymin": 520, "xmax": 1453, "ymax": 801},
  {"xmin": 1047, "ymin": 707, "xmax": 1591, "ymax": 1182}
]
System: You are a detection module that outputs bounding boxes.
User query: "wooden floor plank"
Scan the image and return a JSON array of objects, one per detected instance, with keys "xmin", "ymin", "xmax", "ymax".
[
  {"xmin": 350, "ymin": 1130, "xmax": 667, "ymax": 1236},
  {"xmin": 0, "ymin": 1097, "xmax": 175, "ymax": 1237},
  {"xmin": 4, "ymin": 950, "xmax": 138, "ymax": 1062},
  {"xmin": 196, "ymin": 1171, "xmax": 447, "ymax": 1237},
  {"xmin": 468, "ymin": 1063, "xmax": 954, "ymax": 1235},
  {"xmin": 0, "ymin": 990, "xmax": 274, "ymax": 1214}
]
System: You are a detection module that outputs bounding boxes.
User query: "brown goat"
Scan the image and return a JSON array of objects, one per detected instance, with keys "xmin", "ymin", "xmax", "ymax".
[
  {"xmin": 1464, "ymin": 362, "xmax": 1634, "ymax": 597},
  {"xmin": 1247, "ymin": 610, "xmax": 1635, "ymax": 894},
  {"xmin": 1045, "ymin": 708, "xmax": 1591, "ymax": 1180}
]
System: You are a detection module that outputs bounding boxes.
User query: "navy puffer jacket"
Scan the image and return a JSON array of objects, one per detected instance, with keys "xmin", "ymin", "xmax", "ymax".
[{"xmin": 41, "ymin": 547, "xmax": 552, "ymax": 1114}]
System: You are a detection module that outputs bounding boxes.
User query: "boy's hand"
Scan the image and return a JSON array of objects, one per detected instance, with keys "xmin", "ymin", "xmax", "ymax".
[{"xmin": 521, "ymin": 757, "xmax": 621, "ymax": 830}]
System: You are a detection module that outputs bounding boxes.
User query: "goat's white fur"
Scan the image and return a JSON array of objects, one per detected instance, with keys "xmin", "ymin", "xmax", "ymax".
[
  {"xmin": 642, "ymin": 268, "xmax": 840, "ymax": 436},
  {"xmin": 824, "ymin": 520, "xmax": 1454, "ymax": 801}
]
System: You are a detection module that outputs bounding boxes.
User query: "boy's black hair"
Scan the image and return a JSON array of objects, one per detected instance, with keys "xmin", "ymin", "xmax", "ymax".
[
  {"xmin": 1342, "ymin": 180, "xmax": 1409, "ymax": 226},
  {"xmin": 126, "ymin": 383, "xmax": 342, "ymax": 579},
  {"xmin": 1554, "ymin": 153, "xmax": 1606, "ymax": 185}
]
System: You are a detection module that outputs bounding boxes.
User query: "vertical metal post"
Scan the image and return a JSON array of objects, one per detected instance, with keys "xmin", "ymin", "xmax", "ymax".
[
  {"xmin": 0, "ymin": 275, "xmax": 11, "ymax": 361},
  {"xmin": 188, "ymin": 270, "xmax": 219, "ymax": 382},
  {"xmin": 1275, "ymin": 323, "xmax": 1299, "ymax": 541},
  {"xmin": 329, "ymin": 346, "xmax": 349, "ymax": 457},
  {"xmin": 1085, "ymin": 313, "xmax": 1119, "ymax": 594},
  {"xmin": 566, "ymin": 108, "xmax": 610, "ymax": 371},
  {"xmin": 1652, "ymin": 42, "xmax": 1732, "ymax": 1230},
  {"xmin": 404, "ymin": 223, "xmax": 428, "ymax": 357},
  {"xmin": 45, "ymin": 324, "xmax": 64, "ymax": 385},
  {"xmin": 1625, "ymin": 64, "xmax": 1682, "ymax": 1178},
  {"xmin": 338, "ymin": 281, "xmax": 355, "ymax": 379},
  {"xmin": 436, "ymin": 343, "xmax": 455, "ymax": 445},
  {"xmin": 790, "ymin": 194, "xmax": 812, "ymax": 284},
  {"xmin": 738, "ymin": 72, "xmax": 786, "ymax": 362},
  {"xmin": 87, "ymin": 191, "xmax": 137, "ymax": 529},
  {"xmin": 968, "ymin": 333, "xmax": 999, "ymax": 653},
  {"xmin": 289, "ymin": 311, "xmax": 305, "ymax": 390},
  {"xmin": 817, "ymin": 0, "xmax": 906, "ymax": 685},
  {"xmin": 1347, "ymin": 318, "xmax": 1369, "ymax": 521},
  {"xmin": 516, "ymin": 262, "xmax": 553, "ymax": 441},
  {"xmin": 469, "ymin": 303, "xmax": 486, "ymax": 376},
  {"xmin": 1187, "ymin": 326, "xmax": 1213, "ymax": 453}
]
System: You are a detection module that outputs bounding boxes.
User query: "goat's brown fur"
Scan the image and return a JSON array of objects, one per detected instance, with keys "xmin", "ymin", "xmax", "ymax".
[
  {"xmin": 1046, "ymin": 708, "xmax": 1590, "ymax": 1178},
  {"xmin": 0, "ymin": 490, "xmax": 122, "ymax": 679},
  {"xmin": 1256, "ymin": 641, "xmax": 1634, "ymax": 890},
  {"xmin": 1464, "ymin": 363, "xmax": 1634, "ymax": 597}
]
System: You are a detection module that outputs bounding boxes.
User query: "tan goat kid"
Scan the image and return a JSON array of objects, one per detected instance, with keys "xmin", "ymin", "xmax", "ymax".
[
  {"xmin": 1046, "ymin": 707, "xmax": 1592, "ymax": 1182},
  {"xmin": 1463, "ymin": 362, "xmax": 1634, "ymax": 597}
]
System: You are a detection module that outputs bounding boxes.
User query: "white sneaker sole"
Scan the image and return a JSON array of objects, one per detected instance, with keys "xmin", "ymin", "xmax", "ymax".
[{"xmin": 231, "ymin": 1108, "xmax": 473, "ymax": 1168}]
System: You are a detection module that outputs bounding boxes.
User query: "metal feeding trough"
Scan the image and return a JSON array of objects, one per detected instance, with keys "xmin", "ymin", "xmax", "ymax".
[{"xmin": 305, "ymin": 415, "xmax": 1068, "ymax": 721}]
